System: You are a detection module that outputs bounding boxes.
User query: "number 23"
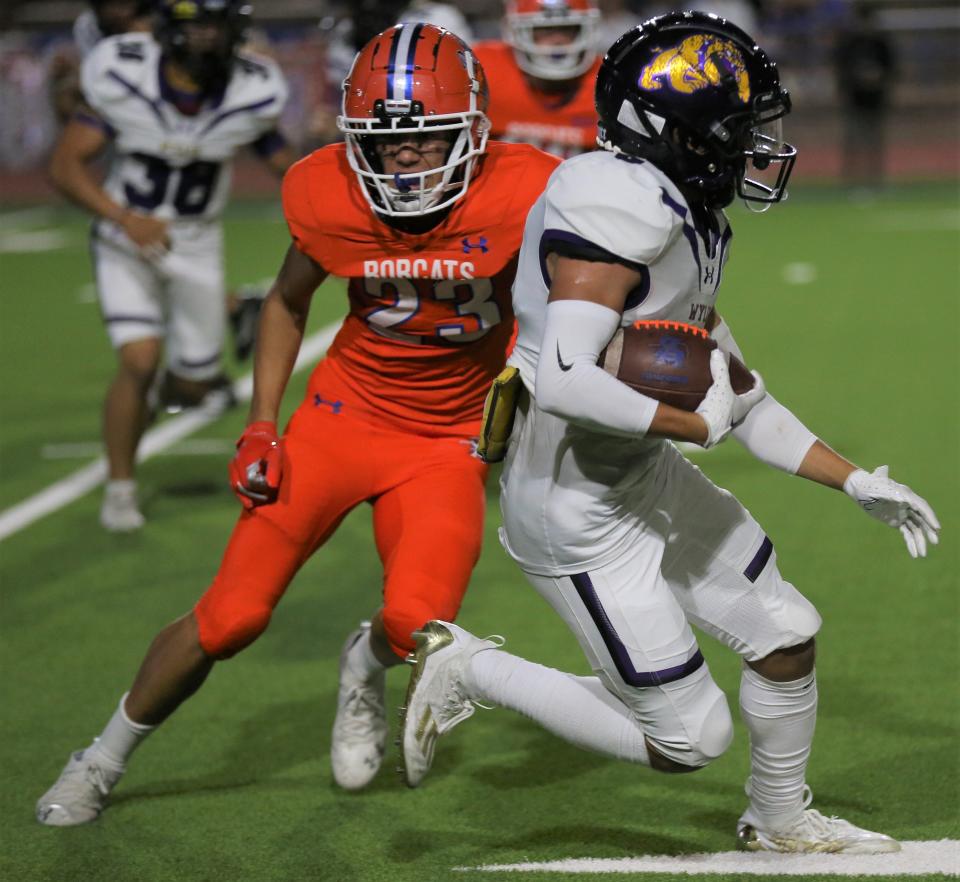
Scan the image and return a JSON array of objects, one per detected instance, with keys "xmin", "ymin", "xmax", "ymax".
[{"xmin": 364, "ymin": 277, "xmax": 501, "ymax": 342}]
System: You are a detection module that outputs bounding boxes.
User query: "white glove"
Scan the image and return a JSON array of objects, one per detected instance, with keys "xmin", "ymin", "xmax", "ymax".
[
  {"xmin": 843, "ymin": 465, "xmax": 941, "ymax": 558},
  {"xmin": 695, "ymin": 350, "xmax": 767, "ymax": 449}
]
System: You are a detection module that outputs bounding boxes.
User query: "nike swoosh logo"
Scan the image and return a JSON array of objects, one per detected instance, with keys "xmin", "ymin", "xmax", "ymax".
[{"xmin": 556, "ymin": 343, "xmax": 573, "ymax": 372}]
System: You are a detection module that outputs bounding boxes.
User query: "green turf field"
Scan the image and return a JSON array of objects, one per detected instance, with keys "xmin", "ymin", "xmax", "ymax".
[{"xmin": 0, "ymin": 188, "xmax": 957, "ymax": 882}]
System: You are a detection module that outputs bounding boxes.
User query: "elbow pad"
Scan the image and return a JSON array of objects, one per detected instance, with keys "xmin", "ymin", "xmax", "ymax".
[{"xmin": 535, "ymin": 299, "xmax": 659, "ymax": 438}]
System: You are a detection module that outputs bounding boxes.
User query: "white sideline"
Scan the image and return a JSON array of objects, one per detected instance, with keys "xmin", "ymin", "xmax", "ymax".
[
  {"xmin": 455, "ymin": 840, "xmax": 959, "ymax": 876},
  {"xmin": 0, "ymin": 323, "xmax": 340, "ymax": 543}
]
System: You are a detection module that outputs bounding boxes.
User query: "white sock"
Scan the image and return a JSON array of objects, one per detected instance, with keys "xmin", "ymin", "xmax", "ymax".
[
  {"xmin": 466, "ymin": 649, "xmax": 649, "ymax": 764},
  {"xmin": 105, "ymin": 479, "xmax": 136, "ymax": 496},
  {"xmin": 88, "ymin": 693, "xmax": 155, "ymax": 772},
  {"xmin": 344, "ymin": 627, "xmax": 386, "ymax": 684},
  {"xmin": 739, "ymin": 665, "xmax": 817, "ymax": 827}
]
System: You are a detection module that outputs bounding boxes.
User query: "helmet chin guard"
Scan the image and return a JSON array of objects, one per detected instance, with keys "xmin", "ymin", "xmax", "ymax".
[
  {"xmin": 596, "ymin": 11, "xmax": 796, "ymax": 209},
  {"xmin": 338, "ymin": 24, "xmax": 490, "ymax": 218}
]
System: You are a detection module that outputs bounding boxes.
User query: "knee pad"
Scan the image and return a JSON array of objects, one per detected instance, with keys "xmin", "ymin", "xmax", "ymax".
[
  {"xmin": 645, "ymin": 677, "xmax": 733, "ymax": 770},
  {"xmin": 695, "ymin": 690, "xmax": 735, "ymax": 761},
  {"xmin": 195, "ymin": 596, "xmax": 273, "ymax": 659}
]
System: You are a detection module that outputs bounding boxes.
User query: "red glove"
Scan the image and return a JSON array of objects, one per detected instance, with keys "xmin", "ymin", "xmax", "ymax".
[{"xmin": 229, "ymin": 421, "xmax": 282, "ymax": 509}]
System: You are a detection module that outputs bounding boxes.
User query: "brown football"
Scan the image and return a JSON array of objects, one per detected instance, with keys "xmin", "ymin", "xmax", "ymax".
[{"xmin": 598, "ymin": 320, "xmax": 754, "ymax": 412}]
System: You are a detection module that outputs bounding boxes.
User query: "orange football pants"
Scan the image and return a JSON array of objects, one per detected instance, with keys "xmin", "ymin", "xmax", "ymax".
[{"xmin": 194, "ymin": 397, "xmax": 488, "ymax": 659}]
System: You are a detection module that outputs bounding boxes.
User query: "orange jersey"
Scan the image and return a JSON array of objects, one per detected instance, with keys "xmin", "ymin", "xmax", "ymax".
[
  {"xmin": 473, "ymin": 41, "xmax": 600, "ymax": 158},
  {"xmin": 282, "ymin": 142, "xmax": 560, "ymax": 437}
]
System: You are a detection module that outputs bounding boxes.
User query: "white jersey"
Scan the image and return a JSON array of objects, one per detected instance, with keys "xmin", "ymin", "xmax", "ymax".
[
  {"xmin": 502, "ymin": 150, "xmax": 735, "ymax": 575},
  {"xmin": 80, "ymin": 34, "xmax": 287, "ymax": 232},
  {"xmin": 509, "ymin": 150, "xmax": 732, "ymax": 393}
]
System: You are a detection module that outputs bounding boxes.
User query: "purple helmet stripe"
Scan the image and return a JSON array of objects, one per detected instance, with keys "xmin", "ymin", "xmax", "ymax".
[{"xmin": 570, "ymin": 572, "xmax": 705, "ymax": 687}]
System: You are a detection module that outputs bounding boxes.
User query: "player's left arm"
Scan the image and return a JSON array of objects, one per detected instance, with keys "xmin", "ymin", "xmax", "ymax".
[{"xmin": 709, "ymin": 310, "xmax": 941, "ymax": 557}]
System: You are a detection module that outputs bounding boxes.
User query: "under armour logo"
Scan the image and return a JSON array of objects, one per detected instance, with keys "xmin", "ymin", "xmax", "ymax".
[
  {"xmin": 313, "ymin": 394, "xmax": 343, "ymax": 414},
  {"xmin": 462, "ymin": 236, "xmax": 489, "ymax": 254},
  {"xmin": 703, "ymin": 266, "xmax": 715, "ymax": 284}
]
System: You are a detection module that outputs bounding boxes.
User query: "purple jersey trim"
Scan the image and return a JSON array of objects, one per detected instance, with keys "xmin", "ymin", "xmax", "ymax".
[
  {"xmin": 103, "ymin": 314, "xmax": 163, "ymax": 325},
  {"xmin": 105, "ymin": 70, "xmax": 167, "ymax": 128},
  {"xmin": 570, "ymin": 572, "xmax": 705, "ymax": 687},
  {"xmin": 73, "ymin": 111, "xmax": 116, "ymax": 137},
  {"xmin": 539, "ymin": 228, "xmax": 647, "ymax": 289},
  {"xmin": 197, "ymin": 97, "xmax": 277, "ymax": 137},
  {"xmin": 744, "ymin": 536, "xmax": 773, "ymax": 583},
  {"xmin": 659, "ymin": 188, "xmax": 688, "ymax": 220},
  {"xmin": 176, "ymin": 352, "xmax": 221, "ymax": 369}
]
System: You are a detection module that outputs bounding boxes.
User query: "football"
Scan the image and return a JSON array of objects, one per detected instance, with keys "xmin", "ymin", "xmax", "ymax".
[{"xmin": 598, "ymin": 320, "xmax": 755, "ymax": 411}]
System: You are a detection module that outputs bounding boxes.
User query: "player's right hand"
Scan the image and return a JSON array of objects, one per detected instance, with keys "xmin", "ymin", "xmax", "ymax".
[
  {"xmin": 229, "ymin": 421, "xmax": 282, "ymax": 509},
  {"xmin": 695, "ymin": 350, "xmax": 766, "ymax": 448},
  {"xmin": 120, "ymin": 211, "xmax": 170, "ymax": 259}
]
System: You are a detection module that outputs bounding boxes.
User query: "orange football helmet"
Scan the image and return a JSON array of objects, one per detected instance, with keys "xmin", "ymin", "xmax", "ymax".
[
  {"xmin": 504, "ymin": 0, "xmax": 600, "ymax": 81},
  {"xmin": 338, "ymin": 24, "xmax": 490, "ymax": 217}
]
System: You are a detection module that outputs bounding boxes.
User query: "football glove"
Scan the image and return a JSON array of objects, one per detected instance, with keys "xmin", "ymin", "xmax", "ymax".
[
  {"xmin": 843, "ymin": 465, "xmax": 940, "ymax": 559},
  {"xmin": 696, "ymin": 350, "xmax": 767, "ymax": 448},
  {"xmin": 229, "ymin": 420, "xmax": 282, "ymax": 509},
  {"xmin": 477, "ymin": 366, "xmax": 523, "ymax": 463}
]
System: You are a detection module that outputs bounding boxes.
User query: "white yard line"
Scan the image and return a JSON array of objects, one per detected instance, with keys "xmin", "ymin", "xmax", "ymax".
[
  {"xmin": 456, "ymin": 839, "xmax": 959, "ymax": 876},
  {"xmin": 41, "ymin": 439, "xmax": 235, "ymax": 460},
  {"xmin": 0, "ymin": 322, "xmax": 339, "ymax": 542},
  {"xmin": 0, "ymin": 229, "xmax": 72, "ymax": 253}
]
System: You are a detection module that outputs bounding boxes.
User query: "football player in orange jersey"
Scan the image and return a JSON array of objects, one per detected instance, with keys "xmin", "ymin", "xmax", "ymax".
[
  {"xmin": 36, "ymin": 24, "xmax": 561, "ymax": 825},
  {"xmin": 474, "ymin": 0, "xmax": 603, "ymax": 157}
]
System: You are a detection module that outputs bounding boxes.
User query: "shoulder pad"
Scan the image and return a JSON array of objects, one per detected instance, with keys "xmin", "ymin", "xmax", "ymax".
[
  {"xmin": 544, "ymin": 152, "xmax": 682, "ymax": 266},
  {"xmin": 228, "ymin": 52, "xmax": 289, "ymax": 117},
  {"xmin": 80, "ymin": 35, "xmax": 157, "ymax": 114}
]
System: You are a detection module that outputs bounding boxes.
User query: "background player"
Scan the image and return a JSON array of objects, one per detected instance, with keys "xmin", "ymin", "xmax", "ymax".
[
  {"xmin": 36, "ymin": 23, "xmax": 560, "ymax": 824},
  {"xmin": 401, "ymin": 13, "xmax": 940, "ymax": 855},
  {"xmin": 50, "ymin": 0, "xmax": 154, "ymax": 122},
  {"xmin": 474, "ymin": 0, "xmax": 602, "ymax": 157},
  {"xmin": 47, "ymin": 0, "xmax": 293, "ymax": 532}
]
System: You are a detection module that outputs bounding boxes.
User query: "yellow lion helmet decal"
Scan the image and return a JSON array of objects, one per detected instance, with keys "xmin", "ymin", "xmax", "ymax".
[{"xmin": 639, "ymin": 35, "xmax": 751, "ymax": 104}]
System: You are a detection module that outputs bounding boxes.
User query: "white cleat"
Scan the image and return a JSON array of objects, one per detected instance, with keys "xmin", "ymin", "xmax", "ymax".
[
  {"xmin": 36, "ymin": 748, "xmax": 123, "ymax": 826},
  {"xmin": 737, "ymin": 785, "xmax": 901, "ymax": 854},
  {"xmin": 100, "ymin": 481, "xmax": 145, "ymax": 533},
  {"xmin": 330, "ymin": 623, "xmax": 388, "ymax": 791},
  {"xmin": 399, "ymin": 620, "xmax": 501, "ymax": 788}
]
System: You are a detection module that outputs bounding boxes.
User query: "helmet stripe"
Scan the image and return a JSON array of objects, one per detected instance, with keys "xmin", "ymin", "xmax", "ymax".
[
  {"xmin": 387, "ymin": 22, "xmax": 424, "ymax": 103},
  {"xmin": 463, "ymin": 46, "xmax": 477, "ymax": 113}
]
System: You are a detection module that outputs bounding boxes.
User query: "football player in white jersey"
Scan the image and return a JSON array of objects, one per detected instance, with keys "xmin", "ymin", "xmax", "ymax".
[
  {"xmin": 48, "ymin": 0, "xmax": 293, "ymax": 532},
  {"xmin": 51, "ymin": 1, "xmax": 154, "ymax": 122},
  {"xmin": 400, "ymin": 12, "xmax": 941, "ymax": 855}
]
